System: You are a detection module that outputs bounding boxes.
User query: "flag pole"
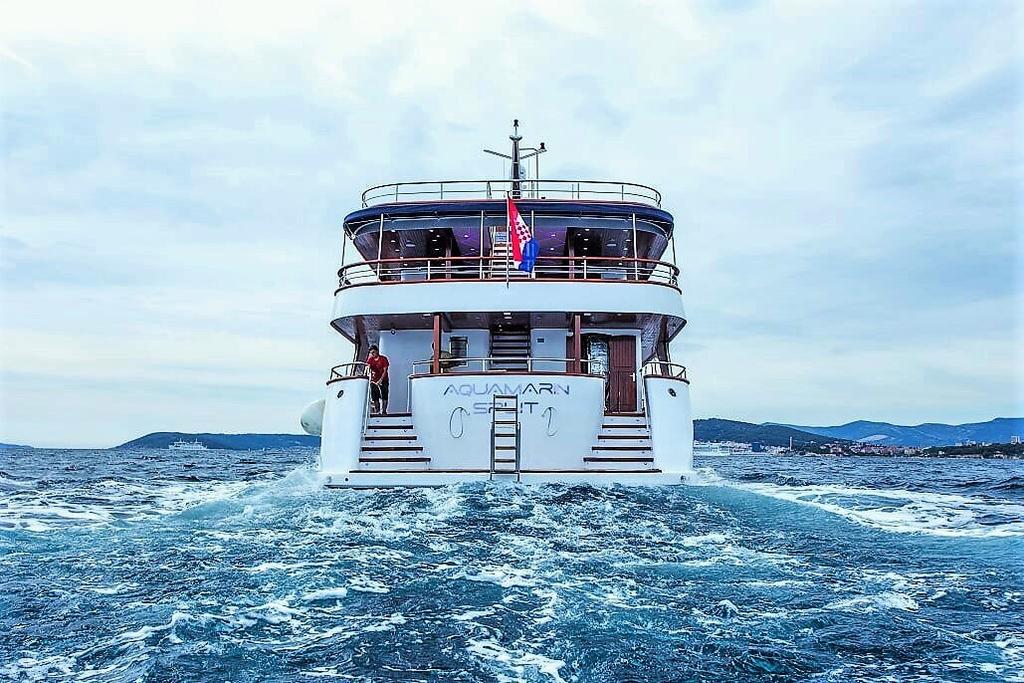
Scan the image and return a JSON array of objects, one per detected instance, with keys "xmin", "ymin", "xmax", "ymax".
[{"xmin": 506, "ymin": 192, "xmax": 511, "ymax": 289}]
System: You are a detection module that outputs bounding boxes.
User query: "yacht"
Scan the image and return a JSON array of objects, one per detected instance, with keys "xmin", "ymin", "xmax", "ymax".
[
  {"xmin": 694, "ymin": 442, "xmax": 730, "ymax": 457},
  {"xmin": 303, "ymin": 122, "xmax": 692, "ymax": 486},
  {"xmin": 168, "ymin": 439, "xmax": 208, "ymax": 451}
]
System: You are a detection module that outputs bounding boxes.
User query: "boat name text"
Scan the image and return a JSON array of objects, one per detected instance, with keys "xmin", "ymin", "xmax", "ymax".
[{"xmin": 443, "ymin": 382, "xmax": 570, "ymax": 397}]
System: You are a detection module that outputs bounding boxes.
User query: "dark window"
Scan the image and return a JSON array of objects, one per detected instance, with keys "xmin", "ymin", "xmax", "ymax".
[{"xmin": 450, "ymin": 336, "xmax": 468, "ymax": 368}]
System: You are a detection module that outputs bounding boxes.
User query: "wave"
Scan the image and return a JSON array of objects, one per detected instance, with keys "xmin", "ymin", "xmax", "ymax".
[
  {"xmin": 722, "ymin": 479, "xmax": 1024, "ymax": 538},
  {"xmin": 0, "ymin": 466, "xmax": 323, "ymax": 533}
]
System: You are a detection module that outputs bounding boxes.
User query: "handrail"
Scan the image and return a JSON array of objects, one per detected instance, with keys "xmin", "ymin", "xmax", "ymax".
[
  {"xmin": 336, "ymin": 255, "xmax": 680, "ymax": 291},
  {"xmin": 642, "ymin": 361, "xmax": 688, "ymax": 380},
  {"xmin": 410, "ymin": 356, "xmax": 593, "ymax": 375},
  {"xmin": 360, "ymin": 179, "xmax": 662, "ymax": 208},
  {"xmin": 328, "ymin": 362, "xmax": 369, "ymax": 382}
]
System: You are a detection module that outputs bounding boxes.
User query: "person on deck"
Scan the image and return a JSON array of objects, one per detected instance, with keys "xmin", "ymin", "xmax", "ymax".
[{"xmin": 366, "ymin": 345, "xmax": 390, "ymax": 415}]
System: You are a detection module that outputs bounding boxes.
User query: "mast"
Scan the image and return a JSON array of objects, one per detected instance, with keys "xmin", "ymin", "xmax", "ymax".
[
  {"xmin": 484, "ymin": 119, "xmax": 546, "ymax": 200},
  {"xmin": 510, "ymin": 119, "xmax": 522, "ymax": 198}
]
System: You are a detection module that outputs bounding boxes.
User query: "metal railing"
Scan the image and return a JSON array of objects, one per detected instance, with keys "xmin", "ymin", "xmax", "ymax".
[
  {"xmin": 642, "ymin": 361, "xmax": 688, "ymax": 381},
  {"xmin": 328, "ymin": 362, "xmax": 368, "ymax": 382},
  {"xmin": 361, "ymin": 179, "xmax": 662, "ymax": 208},
  {"xmin": 337, "ymin": 256, "xmax": 680, "ymax": 291},
  {"xmin": 410, "ymin": 356, "xmax": 593, "ymax": 375},
  {"xmin": 325, "ymin": 361, "xmax": 375, "ymax": 449}
]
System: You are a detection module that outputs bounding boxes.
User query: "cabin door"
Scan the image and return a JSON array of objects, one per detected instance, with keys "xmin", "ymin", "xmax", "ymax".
[{"xmin": 607, "ymin": 336, "xmax": 637, "ymax": 413}]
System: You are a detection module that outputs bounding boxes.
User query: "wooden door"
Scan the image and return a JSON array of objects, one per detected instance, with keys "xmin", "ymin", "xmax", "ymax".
[{"xmin": 607, "ymin": 336, "xmax": 637, "ymax": 412}]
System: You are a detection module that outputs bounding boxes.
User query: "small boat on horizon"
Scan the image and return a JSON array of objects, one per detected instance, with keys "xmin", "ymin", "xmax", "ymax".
[{"xmin": 168, "ymin": 439, "xmax": 208, "ymax": 451}]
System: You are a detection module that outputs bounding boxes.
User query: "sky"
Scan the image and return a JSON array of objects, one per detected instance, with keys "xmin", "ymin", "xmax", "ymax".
[{"xmin": 1, "ymin": 0, "xmax": 1022, "ymax": 448}]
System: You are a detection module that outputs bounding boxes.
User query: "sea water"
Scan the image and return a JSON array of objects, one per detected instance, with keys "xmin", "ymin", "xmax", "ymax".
[{"xmin": 0, "ymin": 449, "xmax": 1021, "ymax": 682}]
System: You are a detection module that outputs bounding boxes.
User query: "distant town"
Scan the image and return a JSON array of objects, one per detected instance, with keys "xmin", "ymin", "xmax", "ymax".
[{"xmin": 696, "ymin": 437, "xmax": 1024, "ymax": 459}]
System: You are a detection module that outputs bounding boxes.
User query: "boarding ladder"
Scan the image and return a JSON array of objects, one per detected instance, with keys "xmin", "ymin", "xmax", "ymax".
[{"xmin": 490, "ymin": 394, "xmax": 521, "ymax": 481}]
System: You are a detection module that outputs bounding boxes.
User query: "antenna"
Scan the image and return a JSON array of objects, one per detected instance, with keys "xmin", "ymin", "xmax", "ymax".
[{"xmin": 483, "ymin": 119, "xmax": 548, "ymax": 197}]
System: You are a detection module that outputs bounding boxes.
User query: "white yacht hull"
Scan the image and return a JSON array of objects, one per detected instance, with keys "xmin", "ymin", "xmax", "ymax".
[
  {"xmin": 317, "ymin": 372, "xmax": 693, "ymax": 488},
  {"xmin": 324, "ymin": 471, "xmax": 688, "ymax": 488}
]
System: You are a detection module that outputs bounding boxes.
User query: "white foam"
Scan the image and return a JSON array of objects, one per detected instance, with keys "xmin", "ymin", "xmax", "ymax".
[
  {"xmin": 0, "ymin": 474, "xmax": 34, "ymax": 489},
  {"xmin": 361, "ymin": 613, "xmax": 407, "ymax": 632},
  {"xmin": 302, "ymin": 587, "xmax": 349, "ymax": 602},
  {"xmin": 452, "ymin": 608, "xmax": 496, "ymax": 621},
  {"xmin": 347, "ymin": 576, "xmax": 390, "ymax": 593},
  {"xmin": 0, "ymin": 465, "xmax": 324, "ymax": 534},
  {"xmin": 724, "ymin": 480, "xmax": 1024, "ymax": 538},
  {"xmin": 826, "ymin": 591, "xmax": 920, "ymax": 613},
  {"xmin": 459, "ymin": 565, "xmax": 537, "ymax": 588},
  {"xmin": 87, "ymin": 582, "xmax": 137, "ymax": 595},
  {"xmin": 243, "ymin": 561, "xmax": 313, "ymax": 573},
  {"xmin": 681, "ymin": 467, "xmax": 727, "ymax": 487},
  {"xmin": 466, "ymin": 638, "xmax": 567, "ymax": 683}
]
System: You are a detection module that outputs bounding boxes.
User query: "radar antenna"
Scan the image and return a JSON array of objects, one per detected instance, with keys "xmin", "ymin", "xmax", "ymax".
[{"xmin": 483, "ymin": 119, "xmax": 546, "ymax": 198}]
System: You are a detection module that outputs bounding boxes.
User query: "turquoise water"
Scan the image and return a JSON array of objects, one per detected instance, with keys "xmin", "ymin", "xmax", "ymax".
[{"xmin": 1, "ymin": 449, "xmax": 1021, "ymax": 681}]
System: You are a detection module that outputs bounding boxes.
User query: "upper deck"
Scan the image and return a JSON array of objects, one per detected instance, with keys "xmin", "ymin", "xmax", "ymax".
[
  {"xmin": 343, "ymin": 179, "xmax": 676, "ymax": 267},
  {"xmin": 360, "ymin": 178, "xmax": 663, "ymax": 208}
]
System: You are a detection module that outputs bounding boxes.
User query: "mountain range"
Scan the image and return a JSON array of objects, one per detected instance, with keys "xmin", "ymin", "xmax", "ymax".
[
  {"xmin": 4, "ymin": 418, "xmax": 1017, "ymax": 451},
  {"xmin": 693, "ymin": 419, "xmax": 840, "ymax": 448},
  {"xmin": 117, "ymin": 422, "xmax": 841, "ymax": 451},
  {"xmin": 115, "ymin": 432, "xmax": 320, "ymax": 450},
  {"xmin": 778, "ymin": 417, "xmax": 1024, "ymax": 447}
]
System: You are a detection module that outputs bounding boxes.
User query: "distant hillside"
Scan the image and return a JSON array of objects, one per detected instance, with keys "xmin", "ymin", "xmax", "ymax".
[
  {"xmin": 0, "ymin": 443, "xmax": 33, "ymax": 450},
  {"xmin": 695, "ymin": 419, "xmax": 839, "ymax": 448},
  {"xmin": 781, "ymin": 417, "xmax": 1024, "ymax": 447},
  {"xmin": 116, "ymin": 433, "xmax": 320, "ymax": 450}
]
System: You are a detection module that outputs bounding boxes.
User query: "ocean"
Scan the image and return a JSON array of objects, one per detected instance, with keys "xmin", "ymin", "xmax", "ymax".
[{"xmin": 1, "ymin": 449, "xmax": 1021, "ymax": 682}]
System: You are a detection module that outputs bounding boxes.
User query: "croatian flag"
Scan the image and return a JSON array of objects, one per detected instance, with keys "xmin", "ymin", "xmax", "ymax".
[{"xmin": 507, "ymin": 196, "xmax": 539, "ymax": 272}]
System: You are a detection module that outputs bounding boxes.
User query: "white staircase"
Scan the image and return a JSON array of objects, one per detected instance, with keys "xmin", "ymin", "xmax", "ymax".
[
  {"xmin": 585, "ymin": 413, "xmax": 656, "ymax": 471},
  {"xmin": 359, "ymin": 413, "xmax": 429, "ymax": 471},
  {"xmin": 488, "ymin": 228, "xmax": 530, "ymax": 279},
  {"xmin": 489, "ymin": 327, "xmax": 531, "ymax": 371}
]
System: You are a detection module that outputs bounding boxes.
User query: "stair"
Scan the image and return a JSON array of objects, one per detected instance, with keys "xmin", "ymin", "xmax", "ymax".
[
  {"xmin": 488, "ymin": 228, "xmax": 530, "ymax": 279},
  {"xmin": 586, "ymin": 413, "xmax": 655, "ymax": 470},
  {"xmin": 489, "ymin": 327, "xmax": 531, "ymax": 371},
  {"xmin": 359, "ymin": 414, "xmax": 429, "ymax": 471}
]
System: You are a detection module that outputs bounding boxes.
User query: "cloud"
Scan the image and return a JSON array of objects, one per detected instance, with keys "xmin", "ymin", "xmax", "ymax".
[{"xmin": 0, "ymin": 0, "xmax": 1021, "ymax": 446}]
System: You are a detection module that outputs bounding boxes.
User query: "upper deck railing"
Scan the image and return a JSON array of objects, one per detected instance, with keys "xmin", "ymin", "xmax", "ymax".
[
  {"xmin": 336, "ymin": 255, "xmax": 680, "ymax": 292},
  {"xmin": 360, "ymin": 179, "xmax": 662, "ymax": 209}
]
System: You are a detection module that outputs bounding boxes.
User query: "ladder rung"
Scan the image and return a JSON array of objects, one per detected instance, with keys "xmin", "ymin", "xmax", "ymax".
[{"xmin": 494, "ymin": 420, "xmax": 519, "ymax": 424}]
